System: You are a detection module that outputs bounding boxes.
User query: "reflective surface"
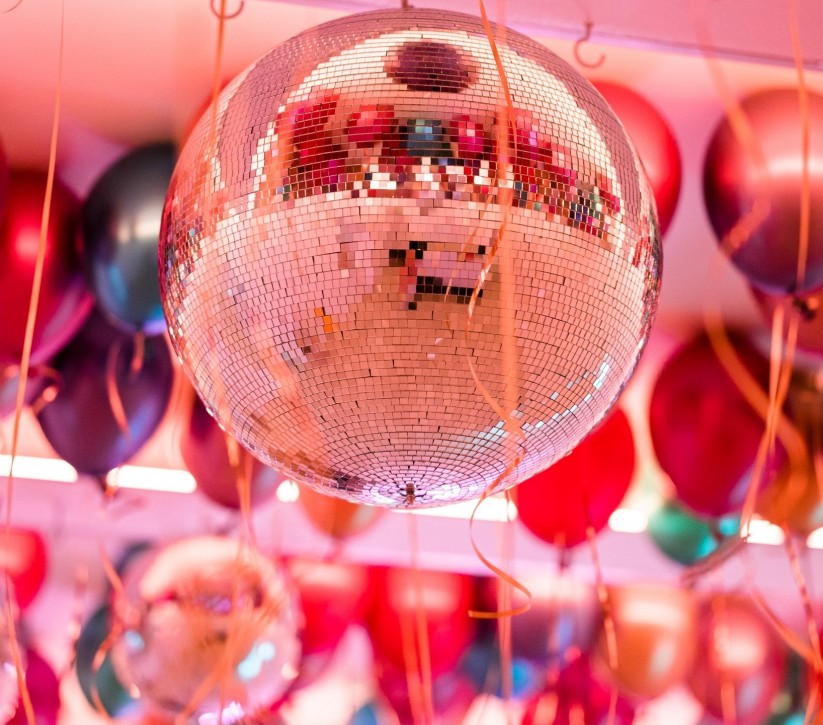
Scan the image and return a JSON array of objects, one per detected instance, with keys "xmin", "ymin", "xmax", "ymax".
[
  {"xmin": 111, "ymin": 537, "xmax": 301, "ymax": 721},
  {"xmin": 160, "ymin": 9, "xmax": 660, "ymax": 507}
]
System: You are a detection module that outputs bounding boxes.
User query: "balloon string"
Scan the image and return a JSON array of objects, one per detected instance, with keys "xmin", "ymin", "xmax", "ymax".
[
  {"xmin": 711, "ymin": 596, "xmax": 737, "ymax": 725},
  {"xmin": 58, "ymin": 562, "xmax": 89, "ymax": 680},
  {"xmin": 786, "ymin": 0, "xmax": 811, "ymax": 293},
  {"xmin": 782, "ymin": 527, "xmax": 823, "ymax": 675},
  {"xmin": 3, "ymin": 1, "xmax": 66, "ymax": 722},
  {"xmin": 585, "ymin": 524, "xmax": 618, "ymax": 725},
  {"xmin": 750, "ymin": 588, "xmax": 816, "ymax": 665},
  {"xmin": 105, "ymin": 339, "xmax": 133, "ymax": 440},
  {"xmin": 398, "ymin": 605, "xmax": 426, "ymax": 725},
  {"xmin": 497, "ymin": 490, "xmax": 515, "ymax": 708},
  {"xmin": 408, "ymin": 514, "xmax": 434, "ymax": 724},
  {"xmin": 465, "ymin": 0, "xmax": 531, "ymax": 624}
]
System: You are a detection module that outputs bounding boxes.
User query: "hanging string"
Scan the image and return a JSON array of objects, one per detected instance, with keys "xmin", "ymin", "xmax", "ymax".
[
  {"xmin": 465, "ymin": 0, "xmax": 531, "ymax": 624},
  {"xmin": 2, "ymin": 1, "xmax": 67, "ymax": 722},
  {"xmin": 586, "ymin": 524, "xmax": 618, "ymax": 725},
  {"xmin": 408, "ymin": 514, "xmax": 435, "ymax": 724}
]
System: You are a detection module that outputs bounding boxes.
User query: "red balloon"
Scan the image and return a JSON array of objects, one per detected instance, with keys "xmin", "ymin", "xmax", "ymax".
[
  {"xmin": 521, "ymin": 657, "xmax": 635, "ymax": 725},
  {"xmin": 377, "ymin": 657, "xmax": 478, "ymax": 725},
  {"xmin": 687, "ymin": 594, "xmax": 786, "ymax": 725},
  {"xmin": 0, "ymin": 140, "xmax": 8, "ymax": 220},
  {"xmin": 704, "ymin": 88, "xmax": 823, "ymax": 295},
  {"xmin": 0, "ymin": 170, "xmax": 93, "ymax": 367},
  {"xmin": 649, "ymin": 331, "xmax": 775, "ymax": 517},
  {"xmin": 594, "ymin": 82, "xmax": 682, "ymax": 236},
  {"xmin": 366, "ymin": 567, "xmax": 475, "ymax": 677},
  {"xmin": 515, "ymin": 409, "xmax": 635, "ymax": 548},
  {"xmin": 0, "ymin": 528, "xmax": 46, "ymax": 609},
  {"xmin": 8, "ymin": 649, "xmax": 60, "ymax": 725},
  {"xmin": 287, "ymin": 557, "xmax": 369, "ymax": 658},
  {"xmin": 181, "ymin": 393, "xmax": 282, "ymax": 509}
]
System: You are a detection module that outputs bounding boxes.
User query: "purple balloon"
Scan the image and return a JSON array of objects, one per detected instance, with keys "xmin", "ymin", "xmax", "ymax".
[{"xmin": 36, "ymin": 311, "xmax": 173, "ymax": 476}]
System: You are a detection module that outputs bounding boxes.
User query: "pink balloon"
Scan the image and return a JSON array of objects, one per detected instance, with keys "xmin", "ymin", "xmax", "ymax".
[
  {"xmin": 704, "ymin": 88, "xmax": 823, "ymax": 295},
  {"xmin": 687, "ymin": 595, "xmax": 786, "ymax": 725},
  {"xmin": 594, "ymin": 82, "xmax": 682, "ymax": 236},
  {"xmin": 0, "ymin": 170, "xmax": 92, "ymax": 367}
]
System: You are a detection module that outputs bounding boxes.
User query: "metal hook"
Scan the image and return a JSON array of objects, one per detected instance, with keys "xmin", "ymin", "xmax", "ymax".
[
  {"xmin": 1, "ymin": 0, "xmax": 24, "ymax": 14},
  {"xmin": 573, "ymin": 21, "xmax": 606, "ymax": 69},
  {"xmin": 210, "ymin": 0, "xmax": 245, "ymax": 20}
]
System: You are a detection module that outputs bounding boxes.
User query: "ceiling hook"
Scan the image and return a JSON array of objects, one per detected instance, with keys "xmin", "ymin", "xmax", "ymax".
[
  {"xmin": 573, "ymin": 20, "xmax": 606, "ymax": 69},
  {"xmin": 1, "ymin": 0, "xmax": 24, "ymax": 13},
  {"xmin": 210, "ymin": 0, "xmax": 245, "ymax": 20}
]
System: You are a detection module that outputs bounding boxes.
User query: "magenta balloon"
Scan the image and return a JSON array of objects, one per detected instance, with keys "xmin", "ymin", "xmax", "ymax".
[
  {"xmin": 9, "ymin": 649, "xmax": 60, "ymax": 725},
  {"xmin": 649, "ymin": 331, "xmax": 776, "ymax": 517},
  {"xmin": 181, "ymin": 394, "xmax": 282, "ymax": 508},
  {"xmin": 0, "ymin": 138, "xmax": 8, "ymax": 220},
  {"xmin": 0, "ymin": 170, "xmax": 93, "ymax": 367},
  {"xmin": 704, "ymin": 88, "xmax": 823, "ymax": 294},
  {"xmin": 36, "ymin": 311, "xmax": 173, "ymax": 476},
  {"xmin": 521, "ymin": 657, "xmax": 635, "ymax": 725}
]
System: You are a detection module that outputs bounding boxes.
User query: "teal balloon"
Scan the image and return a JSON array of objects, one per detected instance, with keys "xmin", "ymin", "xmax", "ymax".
[
  {"xmin": 648, "ymin": 501, "xmax": 737, "ymax": 566},
  {"xmin": 350, "ymin": 702, "xmax": 380, "ymax": 725},
  {"xmin": 76, "ymin": 605, "xmax": 138, "ymax": 717},
  {"xmin": 764, "ymin": 714, "xmax": 804, "ymax": 725}
]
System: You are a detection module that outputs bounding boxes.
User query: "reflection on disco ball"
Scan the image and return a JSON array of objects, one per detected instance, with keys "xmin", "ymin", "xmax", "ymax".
[
  {"xmin": 160, "ymin": 9, "xmax": 660, "ymax": 507},
  {"xmin": 111, "ymin": 537, "xmax": 301, "ymax": 722}
]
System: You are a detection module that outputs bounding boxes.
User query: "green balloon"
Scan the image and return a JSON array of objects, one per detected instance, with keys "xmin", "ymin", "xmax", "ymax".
[
  {"xmin": 648, "ymin": 501, "xmax": 738, "ymax": 566},
  {"xmin": 75, "ymin": 605, "xmax": 138, "ymax": 717}
]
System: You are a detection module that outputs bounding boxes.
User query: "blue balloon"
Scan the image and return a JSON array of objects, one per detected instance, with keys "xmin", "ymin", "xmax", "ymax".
[
  {"xmin": 349, "ymin": 702, "xmax": 380, "ymax": 725},
  {"xmin": 83, "ymin": 143, "xmax": 176, "ymax": 334}
]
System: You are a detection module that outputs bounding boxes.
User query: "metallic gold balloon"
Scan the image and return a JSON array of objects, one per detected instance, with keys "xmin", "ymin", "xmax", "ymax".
[
  {"xmin": 111, "ymin": 537, "xmax": 301, "ymax": 721},
  {"xmin": 159, "ymin": 8, "xmax": 660, "ymax": 508},
  {"xmin": 595, "ymin": 584, "xmax": 697, "ymax": 700}
]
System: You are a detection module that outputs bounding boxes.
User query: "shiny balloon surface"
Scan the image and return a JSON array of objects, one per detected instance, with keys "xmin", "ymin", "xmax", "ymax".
[
  {"xmin": 516, "ymin": 408, "xmax": 635, "ymax": 547},
  {"xmin": 594, "ymin": 81, "xmax": 681, "ymax": 236},
  {"xmin": 36, "ymin": 311, "xmax": 173, "ymax": 476},
  {"xmin": 0, "ymin": 170, "xmax": 92, "ymax": 366},
  {"xmin": 111, "ymin": 537, "xmax": 301, "ymax": 721},
  {"xmin": 181, "ymin": 394, "xmax": 282, "ymax": 509},
  {"xmin": 649, "ymin": 331, "xmax": 775, "ymax": 517},
  {"xmin": 160, "ymin": 8, "xmax": 660, "ymax": 507},
  {"xmin": 687, "ymin": 594, "xmax": 786, "ymax": 725},
  {"xmin": 83, "ymin": 143, "xmax": 176, "ymax": 334},
  {"xmin": 596, "ymin": 583, "xmax": 697, "ymax": 699},
  {"xmin": 704, "ymin": 89, "xmax": 823, "ymax": 294}
]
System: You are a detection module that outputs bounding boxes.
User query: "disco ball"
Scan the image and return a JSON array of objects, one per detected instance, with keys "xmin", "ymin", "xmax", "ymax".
[{"xmin": 160, "ymin": 9, "xmax": 660, "ymax": 507}]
